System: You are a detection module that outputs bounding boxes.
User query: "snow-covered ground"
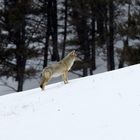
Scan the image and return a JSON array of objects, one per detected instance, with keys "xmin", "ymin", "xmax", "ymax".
[{"xmin": 0, "ymin": 64, "xmax": 140, "ymax": 140}]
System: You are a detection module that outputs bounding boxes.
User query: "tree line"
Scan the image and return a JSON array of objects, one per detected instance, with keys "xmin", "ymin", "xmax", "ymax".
[{"xmin": 0, "ymin": 0, "xmax": 140, "ymax": 92}]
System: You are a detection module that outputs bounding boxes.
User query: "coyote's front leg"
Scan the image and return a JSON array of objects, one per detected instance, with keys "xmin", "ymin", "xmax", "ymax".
[{"xmin": 62, "ymin": 71, "xmax": 68, "ymax": 84}]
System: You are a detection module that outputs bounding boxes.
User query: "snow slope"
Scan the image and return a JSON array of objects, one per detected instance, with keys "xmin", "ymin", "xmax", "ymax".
[{"xmin": 0, "ymin": 64, "xmax": 140, "ymax": 140}]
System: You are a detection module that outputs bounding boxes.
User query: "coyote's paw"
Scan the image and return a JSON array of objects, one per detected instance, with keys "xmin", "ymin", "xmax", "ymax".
[
  {"xmin": 64, "ymin": 81, "xmax": 68, "ymax": 84},
  {"xmin": 40, "ymin": 85, "xmax": 45, "ymax": 91}
]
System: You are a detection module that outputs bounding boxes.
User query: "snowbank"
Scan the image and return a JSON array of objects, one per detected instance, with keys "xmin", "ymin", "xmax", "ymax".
[{"xmin": 0, "ymin": 64, "xmax": 140, "ymax": 140}]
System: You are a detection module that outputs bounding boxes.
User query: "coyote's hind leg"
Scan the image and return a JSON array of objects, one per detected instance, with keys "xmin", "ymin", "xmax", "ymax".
[{"xmin": 40, "ymin": 74, "xmax": 51, "ymax": 91}]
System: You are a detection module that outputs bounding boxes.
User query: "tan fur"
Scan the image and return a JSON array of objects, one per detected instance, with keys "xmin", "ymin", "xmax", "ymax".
[{"xmin": 40, "ymin": 50, "xmax": 80, "ymax": 90}]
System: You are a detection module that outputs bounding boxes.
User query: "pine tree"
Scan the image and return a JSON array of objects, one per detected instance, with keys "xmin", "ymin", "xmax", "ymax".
[{"xmin": 0, "ymin": 0, "xmax": 41, "ymax": 92}]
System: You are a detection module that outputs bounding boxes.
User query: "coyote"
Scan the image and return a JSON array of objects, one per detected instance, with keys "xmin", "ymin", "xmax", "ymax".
[{"xmin": 40, "ymin": 50, "xmax": 81, "ymax": 90}]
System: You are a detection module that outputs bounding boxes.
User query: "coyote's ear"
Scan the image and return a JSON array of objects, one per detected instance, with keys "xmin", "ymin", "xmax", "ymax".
[{"xmin": 71, "ymin": 50, "xmax": 76, "ymax": 55}]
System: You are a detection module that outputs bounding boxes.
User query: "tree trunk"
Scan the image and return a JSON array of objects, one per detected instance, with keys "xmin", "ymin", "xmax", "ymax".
[
  {"xmin": 16, "ymin": 13, "xmax": 26, "ymax": 92},
  {"xmin": 90, "ymin": 6, "xmax": 96, "ymax": 75},
  {"xmin": 107, "ymin": 0, "xmax": 115, "ymax": 71},
  {"xmin": 61, "ymin": 0, "xmax": 68, "ymax": 59},
  {"xmin": 96, "ymin": 2, "xmax": 105, "ymax": 44},
  {"xmin": 16, "ymin": 56, "xmax": 26, "ymax": 92},
  {"xmin": 51, "ymin": 0, "xmax": 60, "ymax": 61},
  {"xmin": 83, "ymin": 25, "xmax": 90, "ymax": 76},
  {"xmin": 43, "ymin": 0, "xmax": 51, "ymax": 68}
]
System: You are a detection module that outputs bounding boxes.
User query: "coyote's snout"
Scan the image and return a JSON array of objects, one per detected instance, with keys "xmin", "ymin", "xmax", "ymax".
[{"xmin": 40, "ymin": 50, "xmax": 80, "ymax": 90}]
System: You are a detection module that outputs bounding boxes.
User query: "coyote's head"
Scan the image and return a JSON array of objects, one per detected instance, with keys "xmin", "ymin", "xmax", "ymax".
[{"xmin": 68, "ymin": 50, "xmax": 81, "ymax": 61}]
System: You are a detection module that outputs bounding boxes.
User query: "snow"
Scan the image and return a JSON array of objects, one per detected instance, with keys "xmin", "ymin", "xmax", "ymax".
[{"xmin": 0, "ymin": 64, "xmax": 140, "ymax": 140}]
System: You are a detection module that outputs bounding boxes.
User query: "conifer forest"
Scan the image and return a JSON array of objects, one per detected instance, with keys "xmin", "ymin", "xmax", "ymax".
[{"xmin": 0, "ymin": 0, "xmax": 140, "ymax": 92}]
